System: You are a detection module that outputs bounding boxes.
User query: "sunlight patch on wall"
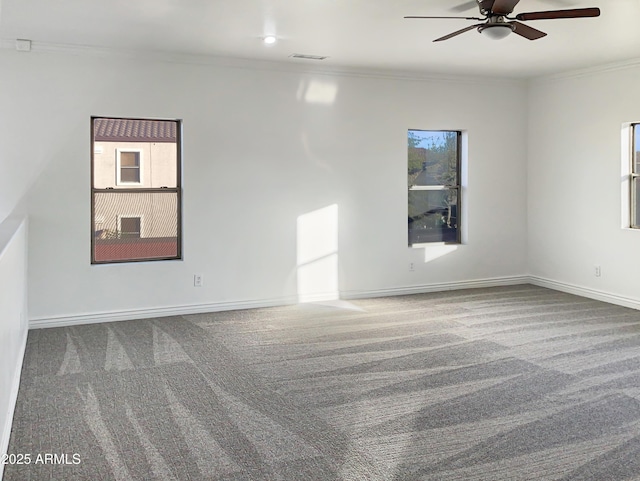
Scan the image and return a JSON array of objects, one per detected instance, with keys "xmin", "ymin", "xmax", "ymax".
[
  {"xmin": 296, "ymin": 204, "xmax": 339, "ymax": 303},
  {"xmin": 296, "ymin": 79, "xmax": 338, "ymax": 105},
  {"xmin": 423, "ymin": 244, "xmax": 458, "ymax": 263}
]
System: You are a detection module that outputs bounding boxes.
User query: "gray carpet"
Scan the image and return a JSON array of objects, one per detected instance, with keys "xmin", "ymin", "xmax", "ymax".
[{"xmin": 7, "ymin": 284, "xmax": 640, "ymax": 480}]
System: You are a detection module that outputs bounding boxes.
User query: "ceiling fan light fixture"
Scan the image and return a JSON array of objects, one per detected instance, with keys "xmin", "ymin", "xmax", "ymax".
[{"xmin": 478, "ymin": 24, "xmax": 514, "ymax": 40}]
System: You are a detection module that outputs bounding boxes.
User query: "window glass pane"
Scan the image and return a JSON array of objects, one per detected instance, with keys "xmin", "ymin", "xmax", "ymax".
[
  {"xmin": 120, "ymin": 217, "xmax": 141, "ymax": 238},
  {"xmin": 93, "ymin": 191, "xmax": 178, "ymax": 262},
  {"xmin": 92, "ymin": 117, "xmax": 181, "ymax": 263},
  {"xmin": 635, "ymin": 126, "xmax": 640, "ymax": 173},
  {"xmin": 93, "ymin": 118, "xmax": 178, "ymax": 189},
  {"xmin": 408, "ymin": 130, "xmax": 458, "ymax": 187},
  {"xmin": 408, "ymin": 189, "xmax": 458, "ymax": 244},
  {"xmin": 634, "ymin": 177, "xmax": 640, "ymax": 228},
  {"xmin": 120, "ymin": 152, "xmax": 139, "ymax": 167},
  {"xmin": 120, "ymin": 167, "xmax": 140, "ymax": 183}
]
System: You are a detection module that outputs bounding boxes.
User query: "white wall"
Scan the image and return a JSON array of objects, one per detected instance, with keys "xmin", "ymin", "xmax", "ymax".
[
  {"xmin": 528, "ymin": 64, "xmax": 640, "ymax": 304},
  {"xmin": 0, "ymin": 48, "xmax": 528, "ymax": 323},
  {"xmin": 0, "ymin": 47, "xmax": 32, "ymax": 474},
  {"xmin": 0, "ymin": 216, "xmax": 28, "ymax": 479}
]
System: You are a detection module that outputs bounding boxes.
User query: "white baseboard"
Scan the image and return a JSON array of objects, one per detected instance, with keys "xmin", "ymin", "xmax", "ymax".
[
  {"xmin": 29, "ymin": 294, "xmax": 301, "ymax": 329},
  {"xmin": 341, "ymin": 275, "xmax": 531, "ymax": 299},
  {"xmin": 528, "ymin": 276, "xmax": 640, "ymax": 311},
  {"xmin": 0, "ymin": 330, "xmax": 28, "ymax": 481},
  {"xmin": 29, "ymin": 275, "xmax": 640, "ymax": 330},
  {"xmin": 29, "ymin": 275, "xmax": 531, "ymax": 329}
]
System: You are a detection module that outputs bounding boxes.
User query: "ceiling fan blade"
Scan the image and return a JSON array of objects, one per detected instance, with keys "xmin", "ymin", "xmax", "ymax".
[
  {"xmin": 491, "ymin": 0, "xmax": 521, "ymax": 15},
  {"xmin": 404, "ymin": 16, "xmax": 482, "ymax": 20},
  {"xmin": 433, "ymin": 24, "xmax": 484, "ymax": 42},
  {"xmin": 540, "ymin": 0, "xmax": 578, "ymax": 5},
  {"xmin": 510, "ymin": 21, "xmax": 547, "ymax": 40},
  {"xmin": 515, "ymin": 8, "xmax": 600, "ymax": 21},
  {"xmin": 478, "ymin": 0, "xmax": 496, "ymax": 11}
]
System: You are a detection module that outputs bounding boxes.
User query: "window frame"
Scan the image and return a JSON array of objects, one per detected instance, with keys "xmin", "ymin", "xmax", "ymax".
[
  {"xmin": 116, "ymin": 148, "xmax": 143, "ymax": 186},
  {"xmin": 408, "ymin": 129, "xmax": 462, "ymax": 246},
  {"xmin": 631, "ymin": 123, "xmax": 640, "ymax": 229},
  {"xmin": 91, "ymin": 116, "xmax": 183, "ymax": 264}
]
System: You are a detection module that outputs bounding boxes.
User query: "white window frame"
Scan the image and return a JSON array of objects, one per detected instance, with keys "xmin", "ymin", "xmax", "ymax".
[
  {"xmin": 116, "ymin": 148, "xmax": 143, "ymax": 186},
  {"xmin": 630, "ymin": 124, "xmax": 640, "ymax": 229}
]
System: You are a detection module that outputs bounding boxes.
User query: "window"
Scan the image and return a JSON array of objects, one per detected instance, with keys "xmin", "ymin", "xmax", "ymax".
[
  {"xmin": 117, "ymin": 150, "xmax": 142, "ymax": 184},
  {"xmin": 632, "ymin": 124, "xmax": 640, "ymax": 228},
  {"xmin": 91, "ymin": 117, "xmax": 182, "ymax": 263},
  {"xmin": 119, "ymin": 216, "xmax": 141, "ymax": 238},
  {"xmin": 408, "ymin": 130, "xmax": 461, "ymax": 245}
]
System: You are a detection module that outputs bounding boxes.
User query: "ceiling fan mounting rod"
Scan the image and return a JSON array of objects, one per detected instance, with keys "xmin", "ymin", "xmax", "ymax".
[{"xmin": 486, "ymin": 15, "xmax": 508, "ymax": 23}]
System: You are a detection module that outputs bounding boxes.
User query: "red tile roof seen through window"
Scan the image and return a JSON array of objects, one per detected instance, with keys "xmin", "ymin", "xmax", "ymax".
[{"xmin": 94, "ymin": 118, "xmax": 177, "ymax": 143}]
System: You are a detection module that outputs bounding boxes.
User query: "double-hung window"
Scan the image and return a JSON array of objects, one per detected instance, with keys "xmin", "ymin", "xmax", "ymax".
[
  {"xmin": 91, "ymin": 117, "xmax": 182, "ymax": 263},
  {"xmin": 117, "ymin": 150, "xmax": 142, "ymax": 185},
  {"xmin": 632, "ymin": 124, "xmax": 640, "ymax": 228},
  {"xmin": 408, "ymin": 130, "xmax": 461, "ymax": 245}
]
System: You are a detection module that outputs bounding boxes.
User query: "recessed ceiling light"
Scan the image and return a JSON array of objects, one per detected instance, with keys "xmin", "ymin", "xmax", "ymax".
[{"xmin": 263, "ymin": 36, "xmax": 277, "ymax": 45}]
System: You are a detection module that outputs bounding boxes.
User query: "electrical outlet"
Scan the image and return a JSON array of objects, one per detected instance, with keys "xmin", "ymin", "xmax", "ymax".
[
  {"xmin": 194, "ymin": 274, "xmax": 203, "ymax": 287},
  {"xmin": 594, "ymin": 265, "xmax": 601, "ymax": 277},
  {"xmin": 409, "ymin": 262, "xmax": 415, "ymax": 272}
]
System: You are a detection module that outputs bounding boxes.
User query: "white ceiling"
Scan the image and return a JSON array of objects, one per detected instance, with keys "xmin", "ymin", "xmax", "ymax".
[{"xmin": 1, "ymin": 0, "xmax": 638, "ymax": 78}]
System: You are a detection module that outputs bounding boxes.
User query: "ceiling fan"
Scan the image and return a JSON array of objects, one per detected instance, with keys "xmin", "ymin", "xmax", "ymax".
[{"xmin": 405, "ymin": 0, "xmax": 600, "ymax": 42}]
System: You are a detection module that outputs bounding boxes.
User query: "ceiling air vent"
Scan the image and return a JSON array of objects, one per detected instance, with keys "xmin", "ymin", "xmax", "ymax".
[{"xmin": 289, "ymin": 54, "xmax": 328, "ymax": 61}]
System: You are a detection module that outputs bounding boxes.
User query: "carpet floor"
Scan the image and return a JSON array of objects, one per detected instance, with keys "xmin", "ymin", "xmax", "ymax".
[{"xmin": 6, "ymin": 285, "xmax": 640, "ymax": 480}]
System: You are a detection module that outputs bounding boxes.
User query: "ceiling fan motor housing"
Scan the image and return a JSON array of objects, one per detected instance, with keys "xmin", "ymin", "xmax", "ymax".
[
  {"xmin": 478, "ymin": 15, "xmax": 514, "ymax": 39},
  {"xmin": 478, "ymin": 23, "xmax": 514, "ymax": 39}
]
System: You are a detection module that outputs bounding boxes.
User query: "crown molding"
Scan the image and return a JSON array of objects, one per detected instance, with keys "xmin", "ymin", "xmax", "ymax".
[
  {"xmin": 0, "ymin": 38, "xmax": 525, "ymax": 86},
  {"xmin": 531, "ymin": 56, "xmax": 640, "ymax": 83}
]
